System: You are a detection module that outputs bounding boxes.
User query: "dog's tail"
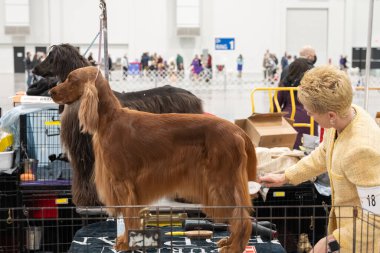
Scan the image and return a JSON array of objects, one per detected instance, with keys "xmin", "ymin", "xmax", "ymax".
[{"xmin": 244, "ymin": 135, "xmax": 257, "ymax": 182}]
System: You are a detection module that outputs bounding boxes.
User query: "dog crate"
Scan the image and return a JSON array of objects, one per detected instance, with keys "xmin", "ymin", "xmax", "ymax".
[
  {"xmin": 0, "ymin": 171, "xmax": 20, "ymax": 252},
  {"xmin": 253, "ymin": 182, "xmax": 331, "ymax": 252},
  {"xmin": 17, "ymin": 108, "xmax": 73, "ymax": 215},
  {"xmin": 2, "ymin": 184, "xmax": 93, "ymax": 253},
  {"xmin": 1, "ymin": 205, "xmax": 83, "ymax": 253},
  {"xmin": 0, "ymin": 204, "xmax": 378, "ymax": 253},
  {"xmin": 0, "ymin": 108, "xmax": 77, "ymax": 252},
  {"xmin": 18, "ymin": 109, "xmax": 70, "ymax": 181},
  {"xmin": 1, "ymin": 179, "xmax": 81, "ymax": 252}
]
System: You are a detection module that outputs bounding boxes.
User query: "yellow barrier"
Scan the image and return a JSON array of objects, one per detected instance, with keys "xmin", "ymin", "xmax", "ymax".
[
  {"xmin": 250, "ymin": 87, "xmax": 315, "ymax": 136},
  {"xmin": 354, "ymin": 86, "xmax": 380, "ymax": 91}
]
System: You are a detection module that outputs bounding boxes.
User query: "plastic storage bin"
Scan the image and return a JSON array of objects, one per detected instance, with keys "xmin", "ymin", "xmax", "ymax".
[{"xmin": 0, "ymin": 150, "xmax": 14, "ymax": 171}]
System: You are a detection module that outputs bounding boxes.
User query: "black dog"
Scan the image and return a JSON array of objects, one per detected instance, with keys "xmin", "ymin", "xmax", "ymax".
[{"xmin": 34, "ymin": 43, "xmax": 203, "ymax": 206}]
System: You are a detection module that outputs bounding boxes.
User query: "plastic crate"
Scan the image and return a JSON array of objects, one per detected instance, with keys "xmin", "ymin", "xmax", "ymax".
[
  {"xmin": 255, "ymin": 182, "xmax": 317, "ymax": 207},
  {"xmin": 253, "ymin": 182, "xmax": 330, "ymax": 252}
]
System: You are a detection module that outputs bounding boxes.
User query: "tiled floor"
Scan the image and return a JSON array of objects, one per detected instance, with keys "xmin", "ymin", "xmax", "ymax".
[{"xmin": 1, "ymin": 71, "xmax": 379, "ymax": 122}]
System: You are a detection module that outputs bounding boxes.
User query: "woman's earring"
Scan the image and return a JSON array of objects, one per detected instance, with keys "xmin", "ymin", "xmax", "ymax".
[{"xmin": 330, "ymin": 119, "xmax": 335, "ymax": 125}]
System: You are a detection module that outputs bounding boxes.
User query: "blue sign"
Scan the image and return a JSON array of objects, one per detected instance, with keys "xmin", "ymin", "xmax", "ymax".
[{"xmin": 215, "ymin": 38, "xmax": 235, "ymax": 50}]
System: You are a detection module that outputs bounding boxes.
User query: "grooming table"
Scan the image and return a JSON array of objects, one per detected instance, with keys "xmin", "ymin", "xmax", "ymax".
[
  {"xmin": 69, "ymin": 220, "xmax": 286, "ymax": 253},
  {"xmin": 75, "ymin": 197, "xmax": 202, "ymax": 216}
]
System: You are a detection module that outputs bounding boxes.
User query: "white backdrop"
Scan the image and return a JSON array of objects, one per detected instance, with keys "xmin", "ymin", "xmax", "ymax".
[
  {"xmin": 0, "ymin": 0, "xmax": 379, "ymax": 73},
  {"xmin": 286, "ymin": 8, "xmax": 328, "ymax": 65}
]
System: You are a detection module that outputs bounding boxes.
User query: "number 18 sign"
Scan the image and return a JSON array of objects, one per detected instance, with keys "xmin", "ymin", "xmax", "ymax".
[
  {"xmin": 357, "ymin": 185, "xmax": 380, "ymax": 215},
  {"xmin": 215, "ymin": 38, "xmax": 235, "ymax": 50}
]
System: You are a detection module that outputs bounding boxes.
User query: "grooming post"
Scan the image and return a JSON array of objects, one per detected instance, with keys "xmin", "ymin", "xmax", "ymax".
[
  {"xmin": 99, "ymin": 0, "xmax": 109, "ymax": 81},
  {"xmin": 364, "ymin": 0, "xmax": 374, "ymax": 110}
]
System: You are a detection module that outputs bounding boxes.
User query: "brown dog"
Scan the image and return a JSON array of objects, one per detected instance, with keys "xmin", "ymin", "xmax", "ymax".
[
  {"xmin": 50, "ymin": 66, "xmax": 257, "ymax": 252},
  {"xmin": 34, "ymin": 43, "xmax": 204, "ymax": 207}
]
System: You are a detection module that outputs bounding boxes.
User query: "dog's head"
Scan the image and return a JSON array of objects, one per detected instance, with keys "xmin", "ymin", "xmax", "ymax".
[
  {"xmin": 50, "ymin": 66, "xmax": 100, "ymax": 134},
  {"xmin": 33, "ymin": 44, "xmax": 90, "ymax": 82},
  {"xmin": 50, "ymin": 66, "xmax": 98, "ymax": 104}
]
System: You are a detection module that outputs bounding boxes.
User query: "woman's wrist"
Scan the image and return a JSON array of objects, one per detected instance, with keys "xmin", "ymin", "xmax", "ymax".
[
  {"xmin": 327, "ymin": 235, "xmax": 339, "ymax": 253},
  {"xmin": 283, "ymin": 173, "xmax": 290, "ymax": 184}
]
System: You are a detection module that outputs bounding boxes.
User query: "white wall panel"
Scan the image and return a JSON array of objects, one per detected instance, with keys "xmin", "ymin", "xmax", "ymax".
[
  {"xmin": 0, "ymin": 0, "xmax": 379, "ymax": 73},
  {"xmin": 352, "ymin": 0, "xmax": 380, "ymax": 47},
  {"xmin": 5, "ymin": 0, "xmax": 29, "ymax": 26},
  {"xmin": 286, "ymin": 8, "xmax": 328, "ymax": 65},
  {"xmin": 0, "ymin": 47, "xmax": 14, "ymax": 73},
  {"xmin": 60, "ymin": 0, "xmax": 100, "ymax": 44}
]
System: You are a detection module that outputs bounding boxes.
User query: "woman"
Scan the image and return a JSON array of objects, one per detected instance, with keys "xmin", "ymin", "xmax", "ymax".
[
  {"xmin": 276, "ymin": 58, "xmax": 318, "ymax": 149},
  {"xmin": 259, "ymin": 65, "xmax": 380, "ymax": 253},
  {"xmin": 191, "ymin": 55, "xmax": 203, "ymax": 80},
  {"xmin": 237, "ymin": 54, "xmax": 243, "ymax": 78}
]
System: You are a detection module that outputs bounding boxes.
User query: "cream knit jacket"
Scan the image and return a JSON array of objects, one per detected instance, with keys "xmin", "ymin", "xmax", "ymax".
[{"xmin": 285, "ymin": 104, "xmax": 380, "ymax": 252}]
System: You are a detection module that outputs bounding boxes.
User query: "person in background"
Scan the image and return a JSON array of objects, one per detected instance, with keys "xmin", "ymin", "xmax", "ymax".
[
  {"xmin": 287, "ymin": 54, "xmax": 293, "ymax": 65},
  {"xmin": 87, "ymin": 52, "xmax": 96, "ymax": 66},
  {"xmin": 24, "ymin": 52, "xmax": 33, "ymax": 87},
  {"xmin": 280, "ymin": 45, "xmax": 317, "ymax": 83},
  {"xmin": 280, "ymin": 52, "xmax": 289, "ymax": 70},
  {"xmin": 38, "ymin": 52, "xmax": 46, "ymax": 63},
  {"xmin": 157, "ymin": 55, "xmax": 164, "ymax": 70},
  {"xmin": 121, "ymin": 54, "xmax": 129, "ymax": 80},
  {"xmin": 108, "ymin": 55, "xmax": 113, "ymax": 71},
  {"xmin": 32, "ymin": 53, "xmax": 39, "ymax": 69},
  {"xmin": 190, "ymin": 55, "xmax": 203, "ymax": 80},
  {"xmin": 141, "ymin": 52, "xmax": 150, "ymax": 72},
  {"xmin": 107, "ymin": 55, "xmax": 113, "ymax": 80},
  {"xmin": 275, "ymin": 58, "xmax": 318, "ymax": 149},
  {"xmin": 263, "ymin": 50, "xmax": 278, "ymax": 82},
  {"xmin": 168, "ymin": 58, "xmax": 177, "ymax": 82},
  {"xmin": 237, "ymin": 54, "xmax": 244, "ymax": 78},
  {"xmin": 205, "ymin": 53, "xmax": 213, "ymax": 81},
  {"xmin": 339, "ymin": 55, "xmax": 348, "ymax": 72},
  {"xmin": 176, "ymin": 53, "xmax": 184, "ymax": 73},
  {"xmin": 269, "ymin": 53, "xmax": 279, "ymax": 81},
  {"xmin": 262, "ymin": 49, "xmax": 272, "ymax": 80},
  {"xmin": 260, "ymin": 65, "xmax": 380, "ymax": 253}
]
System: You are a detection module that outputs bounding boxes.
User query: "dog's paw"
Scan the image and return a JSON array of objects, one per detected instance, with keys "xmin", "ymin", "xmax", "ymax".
[
  {"xmin": 218, "ymin": 245, "xmax": 231, "ymax": 253},
  {"xmin": 219, "ymin": 245, "xmax": 245, "ymax": 253},
  {"xmin": 216, "ymin": 237, "xmax": 230, "ymax": 248},
  {"xmin": 115, "ymin": 235, "xmax": 129, "ymax": 251}
]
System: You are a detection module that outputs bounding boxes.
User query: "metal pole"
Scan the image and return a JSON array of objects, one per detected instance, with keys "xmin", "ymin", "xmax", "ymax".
[
  {"xmin": 100, "ymin": 0, "xmax": 109, "ymax": 81},
  {"xmin": 82, "ymin": 31, "xmax": 100, "ymax": 57},
  {"xmin": 364, "ymin": 0, "xmax": 374, "ymax": 111}
]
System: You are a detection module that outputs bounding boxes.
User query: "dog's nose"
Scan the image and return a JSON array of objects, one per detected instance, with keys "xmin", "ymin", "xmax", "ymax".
[{"xmin": 49, "ymin": 89, "xmax": 55, "ymax": 96}]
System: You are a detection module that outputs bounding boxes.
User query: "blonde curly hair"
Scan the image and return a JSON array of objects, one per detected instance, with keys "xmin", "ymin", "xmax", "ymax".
[{"xmin": 298, "ymin": 65, "xmax": 353, "ymax": 117}]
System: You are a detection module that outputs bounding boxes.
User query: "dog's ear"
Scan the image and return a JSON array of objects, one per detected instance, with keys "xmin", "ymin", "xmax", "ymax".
[{"xmin": 78, "ymin": 81, "xmax": 98, "ymax": 134}]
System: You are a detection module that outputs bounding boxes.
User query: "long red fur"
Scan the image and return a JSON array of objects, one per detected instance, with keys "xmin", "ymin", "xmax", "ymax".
[{"xmin": 50, "ymin": 66, "xmax": 257, "ymax": 253}]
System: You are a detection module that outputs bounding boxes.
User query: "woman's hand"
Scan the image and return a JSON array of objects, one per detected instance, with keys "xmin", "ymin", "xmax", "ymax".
[{"xmin": 258, "ymin": 173, "xmax": 288, "ymax": 188}]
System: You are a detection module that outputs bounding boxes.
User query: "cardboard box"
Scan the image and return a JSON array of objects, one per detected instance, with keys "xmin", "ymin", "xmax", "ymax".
[
  {"xmin": 376, "ymin": 112, "xmax": 380, "ymax": 127},
  {"xmin": 235, "ymin": 113, "xmax": 297, "ymax": 149}
]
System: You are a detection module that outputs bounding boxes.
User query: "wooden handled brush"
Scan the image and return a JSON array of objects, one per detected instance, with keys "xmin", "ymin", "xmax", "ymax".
[{"xmin": 165, "ymin": 230, "xmax": 213, "ymax": 239}]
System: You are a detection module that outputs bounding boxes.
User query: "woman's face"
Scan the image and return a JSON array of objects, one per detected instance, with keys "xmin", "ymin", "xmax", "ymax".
[{"xmin": 304, "ymin": 105, "xmax": 334, "ymax": 129}]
